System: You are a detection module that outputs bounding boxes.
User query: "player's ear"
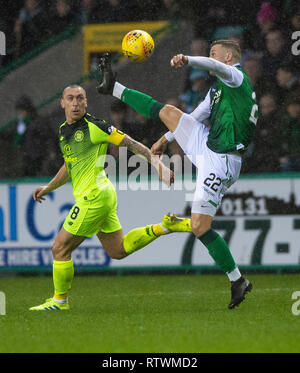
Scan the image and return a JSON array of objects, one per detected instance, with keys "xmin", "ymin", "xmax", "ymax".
[
  {"xmin": 225, "ymin": 51, "xmax": 233, "ymax": 63},
  {"xmin": 60, "ymin": 98, "xmax": 65, "ymax": 109}
]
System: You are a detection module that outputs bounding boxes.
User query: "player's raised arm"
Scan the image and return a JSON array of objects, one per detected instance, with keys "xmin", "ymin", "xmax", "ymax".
[
  {"xmin": 33, "ymin": 163, "xmax": 70, "ymax": 203},
  {"xmin": 171, "ymin": 42, "xmax": 244, "ymax": 87},
  {"xmin": 119, "ymin": 134, "xmax": 174, "ymax": 187}
]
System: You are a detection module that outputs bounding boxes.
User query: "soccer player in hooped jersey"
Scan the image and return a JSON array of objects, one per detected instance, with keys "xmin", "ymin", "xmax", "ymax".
[
  {"xmin": 97, "ymin": 40, "xmax": 257, "ymax": 309},
  {"xmin": 29, "ymin": 85, "xmax": 191, "ymax": 311}
]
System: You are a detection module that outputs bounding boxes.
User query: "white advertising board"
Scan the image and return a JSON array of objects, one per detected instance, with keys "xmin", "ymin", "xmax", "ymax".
[{"xmin": 0, "ymin": 176, "xmax": 300, "ymax": 269}]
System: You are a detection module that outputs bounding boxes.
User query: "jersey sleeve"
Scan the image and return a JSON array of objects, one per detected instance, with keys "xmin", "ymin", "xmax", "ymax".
[
  {"xmin": 107, "ymin": 127, "xmax": 126, "ymax": 145},
  {"xmin": 187, "ymin": 56, "xmax": 244, "ymax": 87},
  {"xmin": 88, "ymin": 121, "xmax": 125, "ymax": 146}
]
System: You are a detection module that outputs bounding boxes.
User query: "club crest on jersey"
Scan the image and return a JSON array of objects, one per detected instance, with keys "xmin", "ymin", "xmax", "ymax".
[
  {"xmin": 108, "ymin": 125, "xmax": 114, "ymax": 134},
  {"xmin": 74, "ymin": 130, "xmax": 84, "ymax": 142}
]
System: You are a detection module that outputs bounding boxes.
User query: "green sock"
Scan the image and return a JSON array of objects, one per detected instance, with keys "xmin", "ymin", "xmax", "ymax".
[
  {"xmin": 121, "ymin": 88, "xmax": 164, "ymax": 121},
  {"xmin": 123, "ymin": 225, "xmax": 159, "ymax": 255},
  {"xmin": 198, "ymin": 229, "xmax": 236, "ymax": 273},
  {"xmin": 53, "ymin": 259, "xmax": 74, "ymax": 295}
]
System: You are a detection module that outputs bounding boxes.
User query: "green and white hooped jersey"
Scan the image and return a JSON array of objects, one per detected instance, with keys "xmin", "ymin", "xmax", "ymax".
[
  {"xmin": 165, "ymin": 62, "xmax": 258, "ymax": 153},
  {"xmin": 58, "ymin": 113, "xmax": 125, "ymax": 201},
  {"xmin": 207, "ymin": 66, "xmax": 258, "ymax": 154}
]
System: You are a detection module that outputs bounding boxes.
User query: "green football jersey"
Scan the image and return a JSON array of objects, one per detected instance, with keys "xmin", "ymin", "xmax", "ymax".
[
  {"xmin": 58, "ymin": 113, "xmax": 125, "ymax": 201},
  {"xmin": 207, "ymin": 66, "xmax": 258, "ymax": 153}
]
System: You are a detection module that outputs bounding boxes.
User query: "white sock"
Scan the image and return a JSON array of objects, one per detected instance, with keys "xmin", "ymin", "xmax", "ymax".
[
  {"xmin": 113, "ymin": 82, "xmax": 126, "ymax": 99},
  {"xmin": 227, "ymin": 267, "xmax": 241, "ymax": 282},
  {"xmin": 53, "ymin": 297, "xmax": 68, "ymax": 304}
]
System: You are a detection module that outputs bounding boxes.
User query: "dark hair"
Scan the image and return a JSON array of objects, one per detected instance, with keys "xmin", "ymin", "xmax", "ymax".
[
  {"xmin": 285, "ymin": 90, "xmax": 300, "ymax": 106},
  {"xmin": 210, "ymin": 39, "xmax": 241, "ymax": 61},
  {"xmin": 15, "ymin": 95, "xmax": 37, "ymax": 118},
  {"xmin": 278, "ymin": 62, "xmax": 297, "ymax": 74}
]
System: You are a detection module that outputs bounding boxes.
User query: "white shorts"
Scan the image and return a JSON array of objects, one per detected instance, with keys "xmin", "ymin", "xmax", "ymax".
[{"xmin": 173, "ymin": 113, "xmax": 242, "ymax": 216}]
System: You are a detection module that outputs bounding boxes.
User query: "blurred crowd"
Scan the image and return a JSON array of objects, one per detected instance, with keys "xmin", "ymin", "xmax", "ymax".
[
  {"xmin": 0, "ymin": 0, "xmax": 188, "ymax": 66},
  {"xmin": 0, "ymin": 0, "xmax": 300, "ymax": 178}
]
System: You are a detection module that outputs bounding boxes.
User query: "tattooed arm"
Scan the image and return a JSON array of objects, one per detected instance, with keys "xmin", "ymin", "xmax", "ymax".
[{"xmin": 119, "ymin": 135, "xmax": 174, "ymax": 186}]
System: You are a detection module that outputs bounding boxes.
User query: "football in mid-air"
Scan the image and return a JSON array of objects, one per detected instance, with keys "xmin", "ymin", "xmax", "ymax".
[{"xmin": 122, "ymin": 30, "xmax": 155, "ymax": 62}]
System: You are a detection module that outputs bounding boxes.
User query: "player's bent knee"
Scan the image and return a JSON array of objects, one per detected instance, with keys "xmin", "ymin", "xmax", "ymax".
[
  {"xmin": 159, "ymin": 104, "xmax": 183, "ymax": 132},
  {"xmin": 191, "ymin": 217, "xmax": 212, "ymax": 238}
]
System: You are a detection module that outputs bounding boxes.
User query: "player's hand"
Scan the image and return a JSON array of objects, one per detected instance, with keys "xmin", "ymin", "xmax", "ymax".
[
  {"xmin": 151, "ymin": 138, "xmax": 168, "ymax": 156},
  {"xmin": 170, "ymin": 54, "xmax": 188, "ymax": 68},
  {"xmin": 33, "ymin": 186, "xmax": 48, "ymax": 203}
]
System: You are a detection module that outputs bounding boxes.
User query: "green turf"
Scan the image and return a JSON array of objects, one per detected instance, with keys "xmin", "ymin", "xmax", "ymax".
[{"xmin": 0, "ymin": 273, "xmax": 299, "ymax": 353}]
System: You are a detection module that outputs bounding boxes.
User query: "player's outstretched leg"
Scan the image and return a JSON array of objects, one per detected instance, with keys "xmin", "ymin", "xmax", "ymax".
[
  {"xmin": 122, "ymin": 214, "xmax": 192, "ymax": 255},
  {"xmin": 97, "ymin": 53, "xmax": 164, "ymax": 121},
  {"xmin": 96, "ymin": 53, "xmax": 181, "ymax": 133},
  {"xmin": 161, "ymin": 214, "xmax": 191, "ymax": 233}
]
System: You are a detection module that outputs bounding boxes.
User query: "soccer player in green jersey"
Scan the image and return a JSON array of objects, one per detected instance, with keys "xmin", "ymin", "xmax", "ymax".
[
  {"xmin": 29, "ymin": 85, "xmax": 191, "ymax": 311},
  {"xmin": 97, "ymin": 40, "xmax": 258, "ymax": 309}
]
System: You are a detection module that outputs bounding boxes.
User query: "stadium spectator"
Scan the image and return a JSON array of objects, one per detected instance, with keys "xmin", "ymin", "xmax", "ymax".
[
  {"xmin": 48, "ymin": 0, "xmax": 77, "ymax": 36},
  {"xmin": 179, "ymin": 68, "xmax": 210, "ymax": 113},
  {"xmin": 190, "ymin": 38, "xmax": 209, "ymax": 59},
  {"xmin": 13, "ymin": 0, "xmax": 49, "ymax": 58},
  {"xmin": 243, "ymin": 92, "xmax": 281, "ymax": 173},
  {"xmin": 107, "ymin": 100, "xmax": 129, "ymax": 160},
  {"xmin": 96, "ymin": 0, "xmax": 141, "ymax": 23},
  {"xmin": 256, "ymin": 2, "xmax": 277, "ymax": 35},
  {"xmin": 0, "ymin": 95, "xmax": 39, "ymax": 178},
  {"xmin": 158, "ymin": 0, "xmax": 182, "ymax": 20},
  {"xmin": 275, "ymin": 62, "xmax": 299, "ymax": 102},
  {"xmin": 76, "ymin": 0, "xmax": 101, "ymax": 24},
  {"xmin": 285, "ymin": 3, "xmax": 300, "ymax": 39},
  {"xmin": 14, "ymin": 95, "xmax": 37, "ymax": 148},
  {"xmin": 279, "ymin": 90, "xmax": 300, "ymax": 171},
  {"xmin": 261, "ymin": 29, "xmax": 288, "ymax": 78},
  {"xmin": 109, "ymin": 100, "xmax": 129, "ymax": 131},
  {"xmin": 183, "ymin": 38, "xmax": 209, "ymax": 91},
  {"xmin": 242, "ymin": 57, "xmax": 265, "ymax": 98},
  {"xmin": 250, "ymin": 1, "xmax": 278, "ymax": 52},
  {"xmin": 13, "ymin": 95, "xmax": 58, "ymax": 177}
]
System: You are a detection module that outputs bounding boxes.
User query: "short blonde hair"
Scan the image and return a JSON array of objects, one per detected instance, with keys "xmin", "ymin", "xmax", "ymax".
[{"xmin": 211, "ymin": 39, "xmax": 241, "ymax": 61}]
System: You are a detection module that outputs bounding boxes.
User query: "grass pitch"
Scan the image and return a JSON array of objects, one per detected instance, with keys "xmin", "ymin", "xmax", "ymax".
[{"xmin": 0, "ymin": 273, "xmax": 299, "ymax": 353}]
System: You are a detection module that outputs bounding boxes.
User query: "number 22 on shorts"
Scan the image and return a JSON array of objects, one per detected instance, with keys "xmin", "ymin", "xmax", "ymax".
[{"xmin": 204, "ymin": 173, "xmax": 222, "ymax": 192}]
